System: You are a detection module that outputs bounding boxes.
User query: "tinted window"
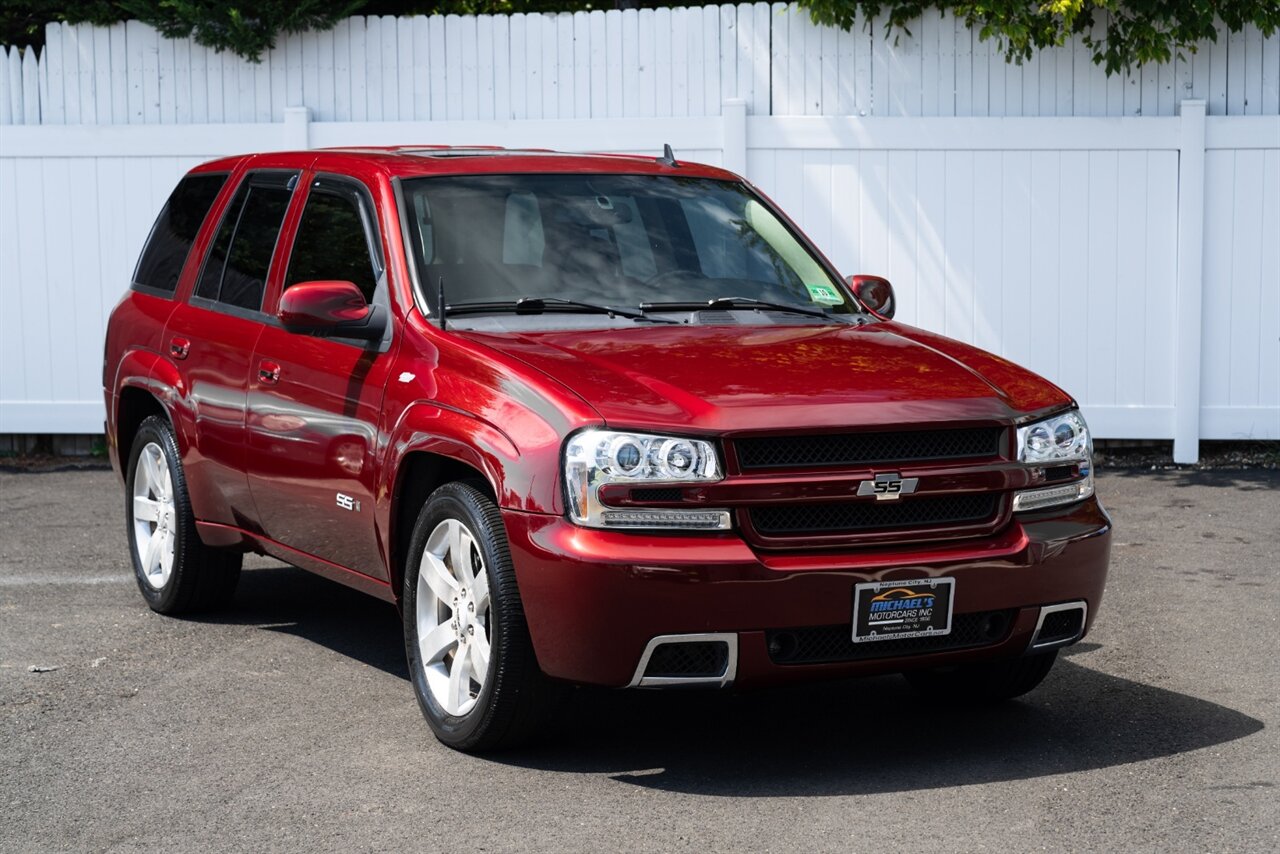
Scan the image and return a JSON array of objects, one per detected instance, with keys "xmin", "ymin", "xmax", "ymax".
[
  {"xmin": 194, "ymin": 179, "xmax": 292, "ymax": 311},
  {"xmin": 133, "ymin": 173, "xmax": 227, "ymax": 292},
  {"xmin": 401, "ymin": 174, "xmax": 852, "ymax": 312},
  {"xmin": 194, "ymin": 183, "xmax": 247, "ymax": 302},
  {"xmin": 285, "ymin": 187, "xmax": 379, "ymax": 302}
]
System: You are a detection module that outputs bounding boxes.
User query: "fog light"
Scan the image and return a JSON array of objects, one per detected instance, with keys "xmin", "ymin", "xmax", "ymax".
[
  {"xmin": 597, "ymin": 508, "xmax": 731, "ymax": 530},
  {"xmin": 1012, "ymin": 468, "xmax": 1095, "ymax": 512}
]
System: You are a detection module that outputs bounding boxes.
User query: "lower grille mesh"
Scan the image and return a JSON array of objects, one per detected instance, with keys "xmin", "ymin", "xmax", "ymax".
[
  {"xmin": 750, "ymin": 493, "xmax": 998, "ymax": 536},
  {"xmin": 1039, "ymin": 608, "xmax": 1084, "ymax": 642},
  {"xmin": 767, "ymin": 610, "xmax": 1017, "ymax": 665},
  {"xmin": 644, "ymin": 641, "xmax": 729, "ymax": 678}
]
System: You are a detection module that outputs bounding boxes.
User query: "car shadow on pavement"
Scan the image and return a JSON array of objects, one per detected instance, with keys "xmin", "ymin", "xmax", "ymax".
[
  {"xmin": 194, "ymin": 561, "xmax": 410, "ymax": 680},
  {"xmin": 204, "ymin": 563, "xmax": 1263, "ymax": 798},
  {"xmin": 499, "ymin": 643, "xmax": 1265, "ymax": 797}
]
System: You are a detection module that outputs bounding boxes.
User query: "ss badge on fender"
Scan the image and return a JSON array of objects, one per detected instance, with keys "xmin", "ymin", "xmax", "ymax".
[
  {"xmin": 856, "ymin": 472, "xmax": 919, "ymax": 501},
  {"xmin": 336, "ymin": 493, "xmax": 361, "ymax": 512}
]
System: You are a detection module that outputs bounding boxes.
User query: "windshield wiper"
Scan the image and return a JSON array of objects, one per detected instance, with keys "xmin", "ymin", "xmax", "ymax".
[
  {"xmin": 639, "ymin": 296, "xmax": 841, "ymax": 321},
  {"xmin": 447, "ymin": 297, "xmax": 677, "ymax": 324}
]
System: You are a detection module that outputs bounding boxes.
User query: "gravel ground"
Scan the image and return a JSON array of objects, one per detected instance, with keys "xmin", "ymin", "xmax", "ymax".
[
  {"xmin": 1095, "ymin": 440, "xmax": 1279, "ymax": 471},
  {"xmin": 1, "ymin": 468, "xmax": 1277, "ymax": 853}
]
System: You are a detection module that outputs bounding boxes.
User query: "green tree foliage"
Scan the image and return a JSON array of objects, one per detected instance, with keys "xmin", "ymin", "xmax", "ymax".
[
  {"xmin": 796, "ymin": 1, "xmax": 1280, "ymax": 75},
  {"xmin": 0, "ymin": 1, "xmax": 601, "ymax": 57},
  {"xmin": 3, "ymin": 2, "xmax": 1278, "ymax": 73},
  {"xmin": 117, "ymin": 1, "xmax": 365, "ymax": 60},
  {"xmin": 1, "ymin": 1, "xmax": 112, "ymax": 47}
]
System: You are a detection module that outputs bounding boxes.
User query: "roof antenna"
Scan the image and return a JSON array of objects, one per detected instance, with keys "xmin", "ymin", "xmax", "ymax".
[
  {"xmin": 658, "ymin": 143, "xmax": 679, "ymax": 168},
  {"xmin": 437, "ymin": 275, "xmax": 447, "ymax": 331}
]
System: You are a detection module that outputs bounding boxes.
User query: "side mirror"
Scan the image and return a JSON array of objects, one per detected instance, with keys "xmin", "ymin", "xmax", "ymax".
[
  {"xmin": 846, "ymin": 274, "xmax": 896, "ymax": 320},
  {"xmin": 278, "ymin": 280, "xmax": 386, "ymax": 341}
]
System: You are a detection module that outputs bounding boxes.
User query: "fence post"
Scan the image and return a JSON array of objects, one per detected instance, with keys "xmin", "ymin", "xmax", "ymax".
[
  {"xmin": 5, "ymin": 47, "xmax": 21, "ymax": 125},
  {"xmin": 21, "ymin": 46, "xmax": 39, "ymax": 124},
  {"xmin": 1173, "ymin": 100, "xmax": 1207, "ymax": 464},
  {"xmin": 722, "ymin": 98, "xmax": 747, "ymax": 176},
  {"xmin": 0, "ymin": 47, "xmax": 10, "ymax": 125},
  {"xmin": 284, "ymin": 106, "xmax": 310, "ymax": 150}
]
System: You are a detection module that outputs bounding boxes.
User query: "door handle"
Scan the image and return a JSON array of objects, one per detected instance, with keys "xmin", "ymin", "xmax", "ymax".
[
  {"xmin": 258, "ymin": 361, "xmax": 281, "ymax": 385},
  {"xmin": 169, "ymin": 337, "xmax": 190, "ymax": 360}
]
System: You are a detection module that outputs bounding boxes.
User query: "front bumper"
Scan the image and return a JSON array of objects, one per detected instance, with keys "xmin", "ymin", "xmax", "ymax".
[{"xmin": 504, "ymin": 497, "xmax": 1111, "ymax": 688}]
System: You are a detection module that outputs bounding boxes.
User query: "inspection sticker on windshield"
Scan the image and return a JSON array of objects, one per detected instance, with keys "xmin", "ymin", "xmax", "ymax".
[
  {"xmin": 804, "ymin": 283, "xmax": 844, "ymax": 305},
  {"xmin": 852, "ymin": 578, "xmax": 954, "ymax": 642}
]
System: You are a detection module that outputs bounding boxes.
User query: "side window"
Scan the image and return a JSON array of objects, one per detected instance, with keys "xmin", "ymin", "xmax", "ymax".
[
  {"xmin": 680, "ymin": 196, "xmax": 798, "ymax": 286},
  {"xmin": 194, "ymin": 176, "xmax": 293, "ymax": 312},
  {"xmin": 285, "ymin": 184, "xmax": 380, "ymax": 303},
  {"xmin": 195, "ymin": 183, "xmax": 248, "ymax": 302},
  {"xmin": 133, "ymin": 173, "xmax": 227, "ymax": 293}
]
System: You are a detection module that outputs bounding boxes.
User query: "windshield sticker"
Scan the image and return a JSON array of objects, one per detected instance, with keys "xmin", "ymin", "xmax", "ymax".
[{"xmin": 804, "ymin": 283, "xmax": 844, "ymax": 305}]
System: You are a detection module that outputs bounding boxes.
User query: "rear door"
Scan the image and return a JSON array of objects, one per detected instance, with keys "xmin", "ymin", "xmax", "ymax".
[
  {"xmin": 244, "ymin": 173, "xmax": 397, "ymax": 579},
  {"xmin": 164, "ymin": 169, "xmax": 299, "ymax": 529}
]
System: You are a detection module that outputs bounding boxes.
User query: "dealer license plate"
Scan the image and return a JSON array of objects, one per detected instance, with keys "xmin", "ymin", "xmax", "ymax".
[{"xmin": 852, "ymin": 578, "xmax": 955, "ymax": 643}]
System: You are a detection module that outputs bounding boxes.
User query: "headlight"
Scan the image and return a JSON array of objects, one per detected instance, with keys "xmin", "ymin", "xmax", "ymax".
[
  {"xmin": 1012, "ymin": 409, "xmax": 1095, "ymax": 512},
  {"xmin": 564, "ymin": 429, "xmax": 730, "ymax": 530},
  {"xmin": 1017, "ymin": 409, "xmax": 1091, "ymax": 464}
]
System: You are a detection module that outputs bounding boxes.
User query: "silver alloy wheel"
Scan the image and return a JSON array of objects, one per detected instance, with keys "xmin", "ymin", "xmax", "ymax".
[
  {"xmin": 132, "ymin": 441, "xmax": 177, "ymax": 590},
  {"xmin": 416, "ymin": 518, "xmax": 492, "ymax": 716}
]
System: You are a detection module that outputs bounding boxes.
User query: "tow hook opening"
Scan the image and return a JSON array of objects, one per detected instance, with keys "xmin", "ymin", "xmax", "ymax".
[
  {"xmin": 1028, "ymin": 601, "xmax": 1088, "ymax": 652},
  {"xmin": 628, "ymin": 633, "xmax": 738, "ymax": 688}
]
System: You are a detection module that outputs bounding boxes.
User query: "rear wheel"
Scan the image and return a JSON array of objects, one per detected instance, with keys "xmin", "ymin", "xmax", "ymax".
[
  {"xmin": 125, "ymin": 415, "xmax": 241, "ymax": 614},
  {"xmin": 403, "ymin": 481, "xmax": 560, "ymax": 752},
  {"xmin": 904, "ymin": 651, "xmax": 1059, "ymax": 702}
]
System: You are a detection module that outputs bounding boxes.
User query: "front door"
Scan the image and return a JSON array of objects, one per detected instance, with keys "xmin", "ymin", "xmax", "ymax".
[{"xmin": 245, "ymin": 174, "xmax": 396, "ymax": 579}]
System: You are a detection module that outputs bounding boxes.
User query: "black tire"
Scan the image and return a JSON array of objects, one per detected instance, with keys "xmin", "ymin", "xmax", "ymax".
[
  {"xmin": 904, "ymin": 650, "xmax": 1059, "ymax": 703},
  {"xmin": 125, "ymin": 415, "xmax": 241, "ymax": 614},
  {"xmin": 403, "ymin": 481, "xmax": 561, "ymax": 752}
]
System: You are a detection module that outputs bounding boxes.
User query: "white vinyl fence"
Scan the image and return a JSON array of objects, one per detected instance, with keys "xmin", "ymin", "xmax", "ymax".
[
  {"xmin": 1, "ymin": 8, "xmax": 1278, "ymax": 463},
  {"xmin": 4, "ymin": 5, "xmax": 1279, "ymax": 123}
]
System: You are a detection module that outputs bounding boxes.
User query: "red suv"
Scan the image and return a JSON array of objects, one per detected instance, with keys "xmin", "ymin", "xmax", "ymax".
[{"xmin": 104, "ymin": 148, "xmax": 1110, "ymax": 751}]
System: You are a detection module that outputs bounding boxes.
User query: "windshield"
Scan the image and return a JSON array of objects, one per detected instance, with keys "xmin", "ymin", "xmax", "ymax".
[{"xmin": 399, "ymin": 174, "xmax": 858, "ymax": 318}]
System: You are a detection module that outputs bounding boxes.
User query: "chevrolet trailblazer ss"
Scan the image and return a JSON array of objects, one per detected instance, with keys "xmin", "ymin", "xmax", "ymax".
[{"xmin": 104, "ymin": 146, "xmax": 1110, "ymax": 751}]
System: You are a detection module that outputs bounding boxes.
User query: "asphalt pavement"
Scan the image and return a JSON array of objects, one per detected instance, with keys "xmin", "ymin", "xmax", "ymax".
[{"xmin": 1, "ymin": 467, "xmax": 1277, "ymax": 852}]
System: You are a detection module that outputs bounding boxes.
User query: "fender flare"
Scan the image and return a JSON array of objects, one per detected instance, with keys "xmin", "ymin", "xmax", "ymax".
[
  {"xmin": 112, "ymin": 347, "xmax": 194, "ymax": 455},
  {"xmin": 382, "ymin": 401, "xmax": 521, "ymax": 508},
  {"xmin": 379, "ymin": 401, "xmax": 529, "ymax": 599}
]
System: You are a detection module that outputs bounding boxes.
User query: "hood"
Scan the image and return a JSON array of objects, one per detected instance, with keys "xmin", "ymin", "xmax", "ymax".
[{"xmin": 460, "ymin": 321, "xmax": 1072, "ymax": 434}]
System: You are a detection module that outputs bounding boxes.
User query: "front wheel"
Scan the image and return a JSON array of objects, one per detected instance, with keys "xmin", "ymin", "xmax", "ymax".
[
  {"xmin": 403, "ymin": 482, "xmax": 561, "ymax": 752},
  {"xmin": 125, "ymin": 415, "xmax": 241, "ymax": 614},
  {"xmin": 903, "ymin": 651, "xmax": 1059, "ymax": 703}
]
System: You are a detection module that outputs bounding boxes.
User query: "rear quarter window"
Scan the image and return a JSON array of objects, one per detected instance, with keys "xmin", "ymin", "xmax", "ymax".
[{"xmin": 133, "ymin": 173, "xmax": 228, "ymax": 294}]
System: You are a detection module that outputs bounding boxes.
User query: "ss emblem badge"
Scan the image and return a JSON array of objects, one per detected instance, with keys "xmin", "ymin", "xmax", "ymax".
[
  {"xmin": 856, "ymin": 472, "xmax": 919, "ymax": 501},
  {"xmin": 336, "ymin": 493, "xmax": 361, "ymax": 512}
]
